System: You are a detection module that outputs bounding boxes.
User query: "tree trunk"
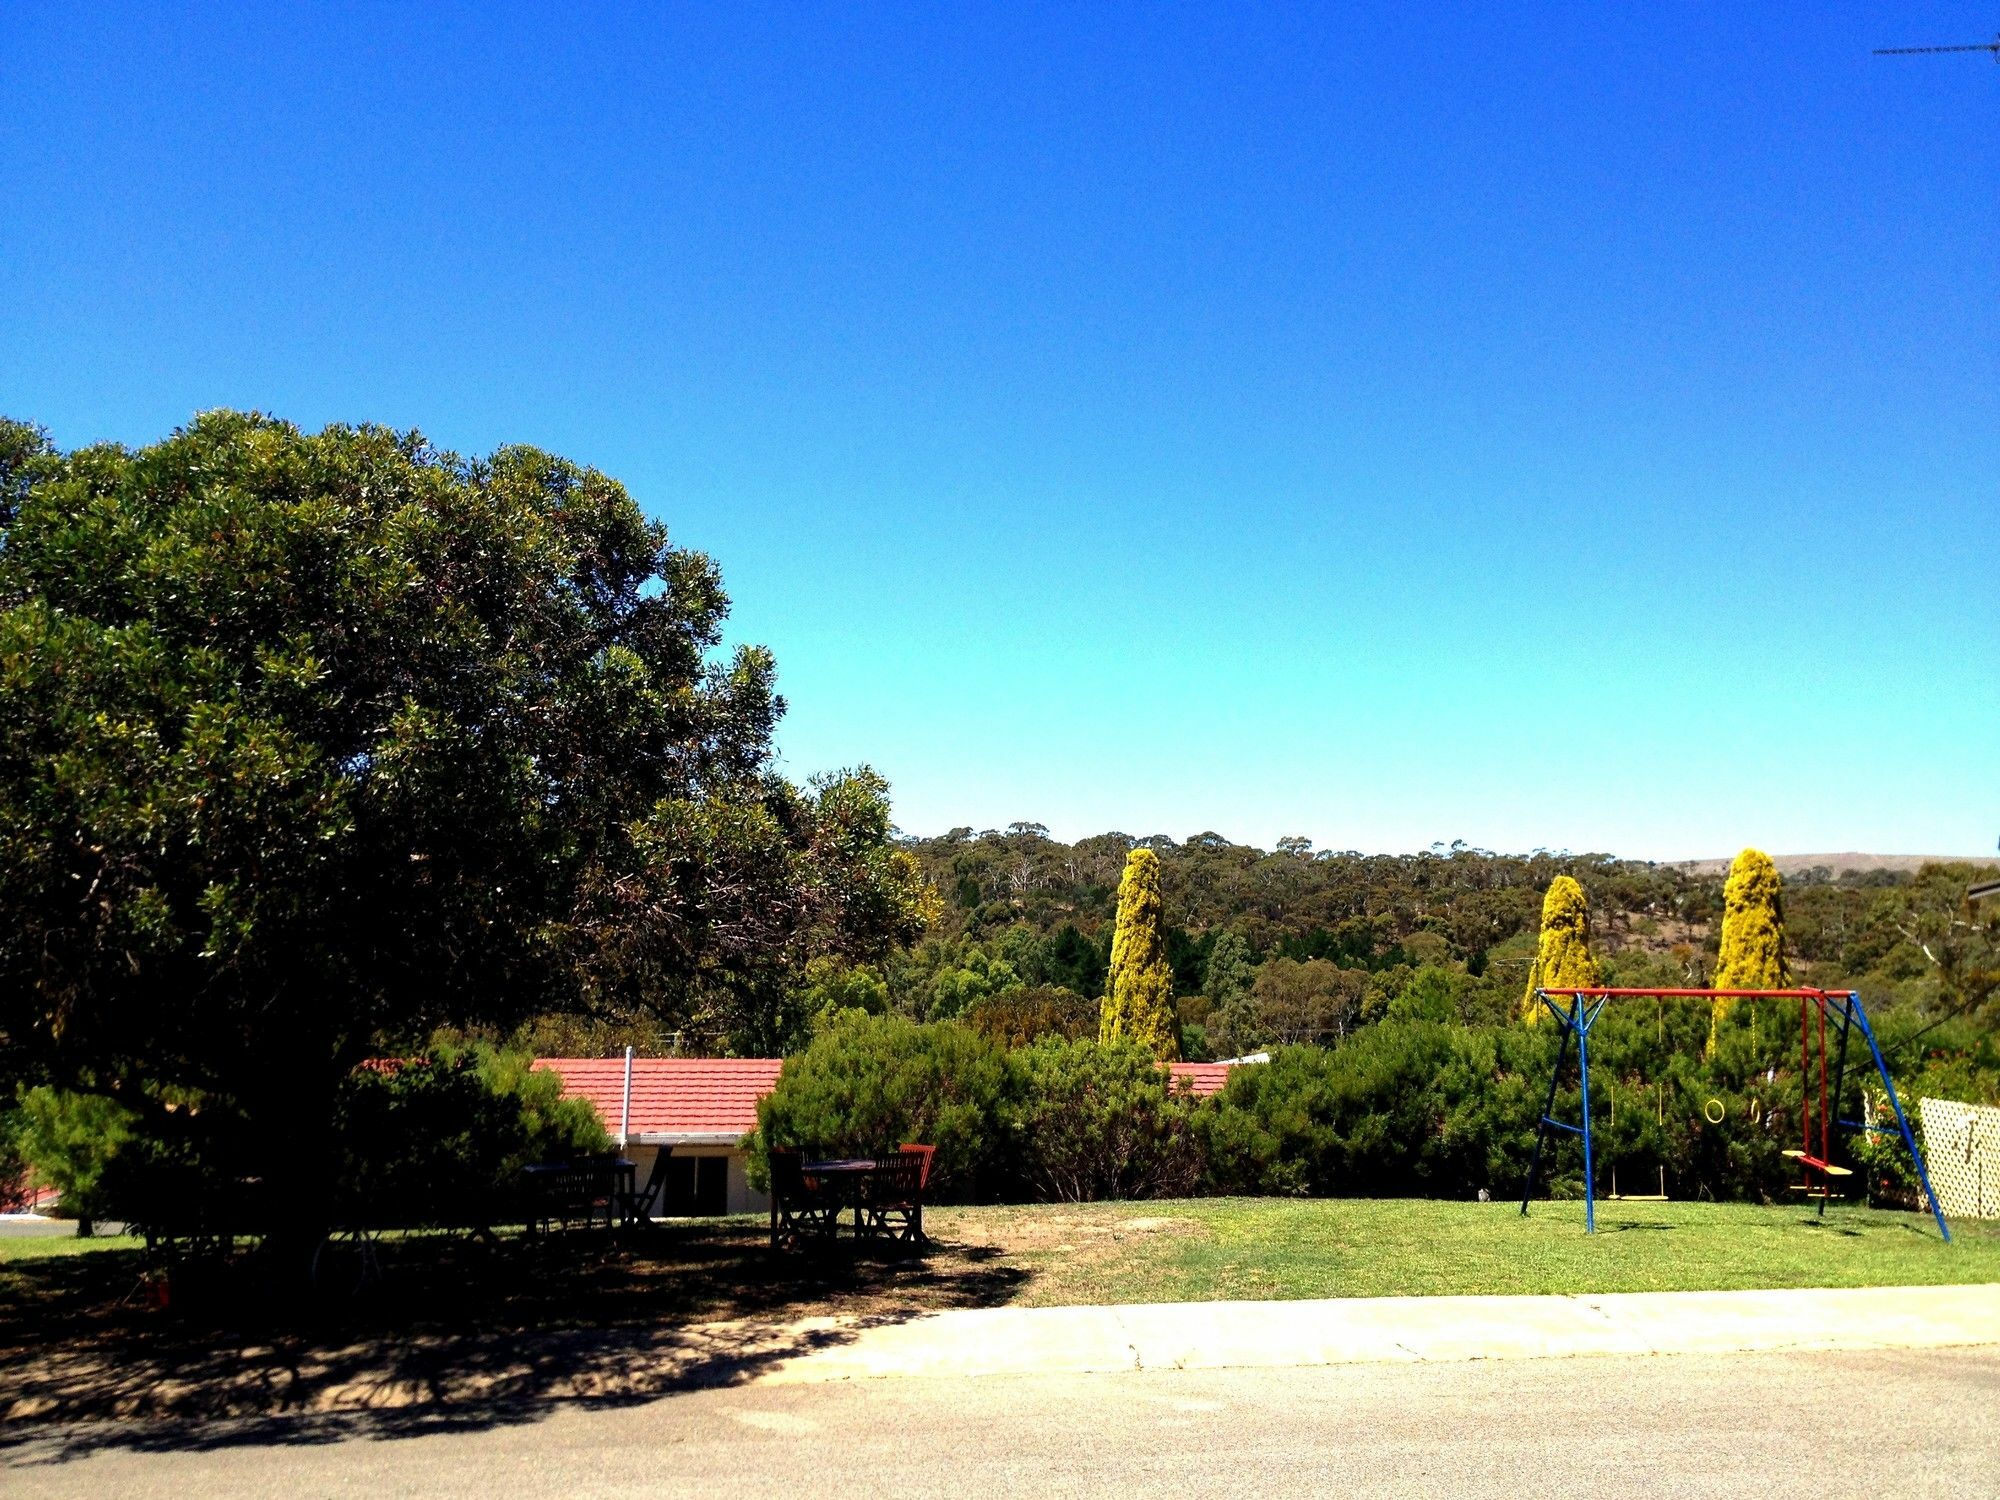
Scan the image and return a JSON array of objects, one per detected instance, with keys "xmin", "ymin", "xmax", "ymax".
[{"xmin": 248, "ymin": 1059, "xmax": 343, "ymax": 1286}]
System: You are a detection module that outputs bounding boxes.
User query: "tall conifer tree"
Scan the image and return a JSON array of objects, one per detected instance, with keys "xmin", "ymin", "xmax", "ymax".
[
  {"xmin": 1710, "ymin": 847, "xmax": 1790, "ymax": 1049},
  {"xmin": 1522, "ymin": 875, "xmax": 1601, "ymax": 1022},
  {"xmin": 1100, "ymin": 848, "xmax": 1180, "ymax": 1060}
]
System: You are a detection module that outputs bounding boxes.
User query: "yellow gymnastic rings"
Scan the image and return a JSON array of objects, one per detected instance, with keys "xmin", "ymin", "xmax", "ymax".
[{"xmin": 1703, "ymin": 1098, "xmax": 1726, "ymax": 1125}]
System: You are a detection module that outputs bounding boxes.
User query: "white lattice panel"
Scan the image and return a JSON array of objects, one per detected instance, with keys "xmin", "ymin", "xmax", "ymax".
[{"xmin": 1920, "ymin": 1097, "xmax": 2000, "ymax": 1221}]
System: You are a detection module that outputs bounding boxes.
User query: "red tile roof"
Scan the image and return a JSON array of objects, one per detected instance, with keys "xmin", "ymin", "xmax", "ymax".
[
  {"xmin": 1, "ymin": 1177, "xmax": 60, "ymax": 1214},
  {"xmin": 538, "ymin": 1055, "xmax": 1237, "ymax": 1142},
  {"xmin": 1167, "ymin": 1062, "xmax": 1233, "ymax": 1098},
  {"xmin": 535, "ymin": 1057, "xmax": 785, "ymax": 1141}
]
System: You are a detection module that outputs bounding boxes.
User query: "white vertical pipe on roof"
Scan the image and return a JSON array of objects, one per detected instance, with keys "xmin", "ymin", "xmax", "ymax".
[{"xmin": 619, "ymin": 1044, "xmax": 634, "ymax": 1148}]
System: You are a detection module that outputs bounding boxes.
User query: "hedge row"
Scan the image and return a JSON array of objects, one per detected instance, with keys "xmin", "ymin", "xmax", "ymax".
[
  {"xmin": 13, "ymin": 1040, "xmax": 609, "ymax": 1233},
  {"xmin": 749, "ymin": 1016, "xmax": 1198, "ymax": 1201},
  {"xmin": 753, "ymin": 1008, "xmax": 1926, "ymax": 1205}
]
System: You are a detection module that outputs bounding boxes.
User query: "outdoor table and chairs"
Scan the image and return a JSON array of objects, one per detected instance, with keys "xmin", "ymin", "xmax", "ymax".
[
  {"xmin": 521, "ymin": 1153, "xmax": 640, "ymax": 1233},
  {"xmin": 769, "ymin": 1145, "xmax": 933, "ymax": 1250}
]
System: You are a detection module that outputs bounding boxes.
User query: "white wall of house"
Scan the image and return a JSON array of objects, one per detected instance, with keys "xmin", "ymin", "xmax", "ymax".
[{"xmin": 724, "ymin": 1152, "xmax": 767, "ymax": 1216}]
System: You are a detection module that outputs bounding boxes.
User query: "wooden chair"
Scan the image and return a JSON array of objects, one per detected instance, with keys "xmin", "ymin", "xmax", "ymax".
[
  {"xmin": 768, "ymin": 1149, "xmax": 842, "ymax": 1249},
  {"xmin": 626, "ymin": 1149, "xmax": 675, "ymax": 1224},
  {"xmin": 524, "ymin": 1155, "xmax": 619, "ymax": 1234},
  {"xmin": 899, "ymin": 1143, "xmax": 936, "ymax": 1192},
  {"xmin": 863, "ymin": 1147, "xmax": 931, "ymax": 1244}
]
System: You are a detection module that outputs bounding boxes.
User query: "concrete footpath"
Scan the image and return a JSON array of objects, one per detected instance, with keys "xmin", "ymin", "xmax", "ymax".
[{"xmin": 757, "ymin": 1282, "xmax": 2000, "ymax": 1384}]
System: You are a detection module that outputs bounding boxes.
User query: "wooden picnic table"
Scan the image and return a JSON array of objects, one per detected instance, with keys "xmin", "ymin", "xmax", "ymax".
[
  {"xmin": 770, "ymin": 1148, "xmax": 932, "ymax": 1249},
  {"xmin": 522, "ymin": 1156, "xmax": 639, "ymax": 1232},
  {"xmin": 803, "ymin": 1159, "xmax": 882, "ymax": 1237}
]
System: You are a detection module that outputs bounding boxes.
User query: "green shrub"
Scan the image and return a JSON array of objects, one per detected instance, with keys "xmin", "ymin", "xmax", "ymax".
[
  {"xmin": 1384, "ymin": 965, "xmax": 1460, "ymax": 1025},
  {"xmin": 13, "ymin": 1086, "xmax": 136, "ymax": 1222},
  {"xmin": 751, "ymin": 1014, "xmax": 1006, "ymax": 1196},
  {"xmin": 330, "ymin": 1040, "xmax": 608, "ymax": 1229},
  {"xmin": 1198, "ymin": 1026, "xmax": 1547, "ymax": 1198},
  {"xmin": 1178, "ymin": 1020, "xmax": 1214, "ymax": 1062},
  {"xmin": 0, "ymin": 1103, "xmax": 26, "ymax": 1209},
  {"xmin": 1000, "ymin": 1038, "xmax": 1201, "ymax": 1201},
  {"xmin": 1194, "ymin": 1003, "xmax": 1889, "ymax": 1207},
  {"xmin": 18, "ymin": 1043, "xmax": 603, "ymax": 1241},
  {"xmin": 744, "ymin": 1003, "xmax": 1917, "ymax": 1209}
]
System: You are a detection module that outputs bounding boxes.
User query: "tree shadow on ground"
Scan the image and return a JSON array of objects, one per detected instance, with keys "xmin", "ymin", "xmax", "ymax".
[{"xmin": 0, "ymin": 1220, "xmax": 1030, "ymax": 1464}]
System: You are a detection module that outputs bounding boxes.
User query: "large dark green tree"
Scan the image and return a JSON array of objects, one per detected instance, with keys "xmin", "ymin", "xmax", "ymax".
[{"xmin": 0, "ymin": 411, "xmax": 931, "ymax": 1231}]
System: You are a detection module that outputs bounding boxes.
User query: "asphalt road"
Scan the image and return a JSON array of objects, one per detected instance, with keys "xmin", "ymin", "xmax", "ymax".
[
  {"xmin": 8, "ymin": 1346, "xmax": 1999, "ymax": 1498},
  {"xmin": 0, "ymin": 1217, "xmax": 105, "ymax": 1238}
]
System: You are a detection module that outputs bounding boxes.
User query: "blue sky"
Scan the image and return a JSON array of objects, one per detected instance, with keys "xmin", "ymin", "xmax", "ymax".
[{"xmin": 4, "ymin": 5, "xmax": 1995, "ymax": 859}]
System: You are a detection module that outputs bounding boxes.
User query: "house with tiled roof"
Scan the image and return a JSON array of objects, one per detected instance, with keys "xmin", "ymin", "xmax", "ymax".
[
  {"xmin": 534, "ymin": 1055, "xmax": 1239, "ymax": 1218},
  {"xmin": 535, "ymin": 1056, "xmax": 784, "ymax": 1216}
]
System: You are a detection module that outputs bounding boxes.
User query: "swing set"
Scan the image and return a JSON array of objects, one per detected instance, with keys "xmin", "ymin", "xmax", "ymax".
[{"xmin": 1519, "ymin": 987, "xmax": 1952, "ymax": 1241}]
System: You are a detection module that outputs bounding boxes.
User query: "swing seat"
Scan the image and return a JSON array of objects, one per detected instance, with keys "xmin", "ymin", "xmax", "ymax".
[{"xmin": 1782, "ymin": 1150, "xmax": 1853, "ymax": 1177}]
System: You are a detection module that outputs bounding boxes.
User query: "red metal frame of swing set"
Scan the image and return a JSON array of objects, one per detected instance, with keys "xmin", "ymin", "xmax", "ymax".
[{"xmin": 1525, "ymin": 986, "xmax": 1953, "ymax": 1241}]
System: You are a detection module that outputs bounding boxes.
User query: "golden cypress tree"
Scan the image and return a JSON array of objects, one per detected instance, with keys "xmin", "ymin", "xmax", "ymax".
[
  {"xmin": 1521, "ymin": 875, "xmax": 1602, "ymax": 1022},
  {"xmin": 1100, "ymin": 847, "xmax": 1180, "ymax": 1060},
  {"xmin": 1710, "ymin": 847, "xmax": 1790, "ymax": 1048}
]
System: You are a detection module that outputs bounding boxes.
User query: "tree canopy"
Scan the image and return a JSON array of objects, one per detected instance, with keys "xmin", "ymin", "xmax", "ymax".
[{"xmin": 0, "ymin": 412, "xmax": 930, "ymax": 1220}]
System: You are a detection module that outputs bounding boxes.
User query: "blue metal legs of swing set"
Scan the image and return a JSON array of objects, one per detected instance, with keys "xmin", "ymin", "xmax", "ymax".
[
  {"xmin": 1519, "ymin": 992, "xmax": 1608, "ymax": 1232},
  {"xmin": 1838, "ymin": 992, "xmax": 1951, "ymax": 1243},
  {"xmin": 1518, "ymin": 989, "xmax": 1951, "ymax": 1242}
]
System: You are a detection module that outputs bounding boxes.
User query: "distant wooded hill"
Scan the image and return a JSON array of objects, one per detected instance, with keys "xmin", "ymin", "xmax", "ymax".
[
  {"xmin": 1667, "ymin": 854, "xmax": 1968, "ymax": 878},
  {"xmin": 891, "ymin": 828, "xmax": 1995, "ymax": 1045},
  {"xmin": 517, "ymin": 829, "xmax": 1997, "ymax": 1061}
]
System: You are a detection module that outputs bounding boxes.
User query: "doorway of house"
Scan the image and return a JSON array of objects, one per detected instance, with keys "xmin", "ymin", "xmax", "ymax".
[{"xmin": 663, "ymin": 1153, "xmax": 729, "ymax": 1216}]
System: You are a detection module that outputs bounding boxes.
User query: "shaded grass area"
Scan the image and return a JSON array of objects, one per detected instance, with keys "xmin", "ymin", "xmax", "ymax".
[
  {"xmin": 0, "ymin": 1221, "xmax": 1023, "ymax": 1436},
  {"xmin": 934, "ymin": 1198, "xmax": 2000, "ymax": 1306}
]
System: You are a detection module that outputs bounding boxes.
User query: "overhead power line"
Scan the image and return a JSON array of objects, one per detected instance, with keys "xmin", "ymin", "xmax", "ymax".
[{"xmin": 1874, "ymin": 34, "xmax": 2000, "ymax": 59}]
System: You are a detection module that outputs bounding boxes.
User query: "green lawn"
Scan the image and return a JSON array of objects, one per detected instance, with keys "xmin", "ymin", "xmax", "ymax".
[
  {"xmin": 6, "ymin": 1200, "xmax": 1997, "ymax": 1422},
  {"xmin": 0, "ymin": 1231, "xmax": 142, "ymax": 1264},
  {"xmin": 932, "ymin": 1197, "xmax": 2000, "ymax": 1305},
  {"xmin": 5, "ymin": 1199, "xmax": 1995, "ymax": 1310}
]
